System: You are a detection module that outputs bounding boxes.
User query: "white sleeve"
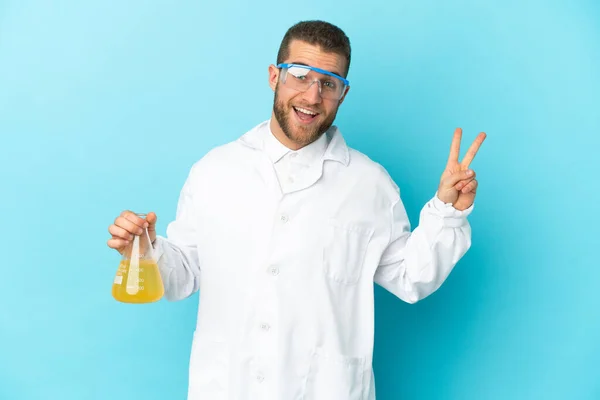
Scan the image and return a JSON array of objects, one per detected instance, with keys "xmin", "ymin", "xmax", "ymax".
[
  {"xmin": 152, "ymin": 168, "xmax": 201, "ymax": 301},
  {"xmin": 374, "ymin": 192, "xmax": 473, "ymax": 303}
]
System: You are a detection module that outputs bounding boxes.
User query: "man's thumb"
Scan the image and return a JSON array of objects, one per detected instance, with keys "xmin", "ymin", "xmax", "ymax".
[{"xmin": 146, "ymin": 212, "xmax": 158, "ymax": 228}]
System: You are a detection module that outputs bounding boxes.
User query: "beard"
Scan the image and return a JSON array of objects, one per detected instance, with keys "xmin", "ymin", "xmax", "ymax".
[{"xmin": 273, "ymin": 87, "xmax": 338, "ymax": 148}]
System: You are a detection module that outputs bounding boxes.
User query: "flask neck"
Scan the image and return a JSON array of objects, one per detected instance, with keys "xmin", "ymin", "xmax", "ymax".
[{"xmin": 121, "ymin": 213, "xmax": 154, "ymax": 261}]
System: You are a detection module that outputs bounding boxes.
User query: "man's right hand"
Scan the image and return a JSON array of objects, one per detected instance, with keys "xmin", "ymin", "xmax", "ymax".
[{"xmin": 107, "ymin": 211, "xmax": 158, "ymax": 254}]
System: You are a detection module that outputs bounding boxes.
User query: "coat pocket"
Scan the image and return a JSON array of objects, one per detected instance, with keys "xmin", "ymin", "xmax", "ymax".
[
  {"xmin": 187, "ymin": 333, "xmax": 229, "ymax": 399},
  {"xmin": 302, "ymin": 348, "xmax": 366, "ymax": 400},
  {"xmin": 323, "ymin": 219, "xmax": 374, "ymax": 285}
]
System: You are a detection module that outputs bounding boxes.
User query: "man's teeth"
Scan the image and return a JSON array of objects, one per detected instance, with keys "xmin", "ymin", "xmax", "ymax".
[{"xmin": 294, "ymin": 107, "xmax": 317, "ymax": 116}]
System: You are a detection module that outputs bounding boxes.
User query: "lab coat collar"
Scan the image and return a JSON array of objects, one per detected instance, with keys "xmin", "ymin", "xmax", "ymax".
[{"xmin": 238, "ymin": 120, "xmax": 350, "ymax": 166}]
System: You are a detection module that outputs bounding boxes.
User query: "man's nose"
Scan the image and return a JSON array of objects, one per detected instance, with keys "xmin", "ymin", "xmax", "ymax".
[{"xmin": 302, "ymin": 80, "xmax": 323, "ymax": 104}]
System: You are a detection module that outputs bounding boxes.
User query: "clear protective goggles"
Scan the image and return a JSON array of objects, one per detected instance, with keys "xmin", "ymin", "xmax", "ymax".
[{"xmin": 277, "ymin": 63, "xmax": 349, "ymax": 100}]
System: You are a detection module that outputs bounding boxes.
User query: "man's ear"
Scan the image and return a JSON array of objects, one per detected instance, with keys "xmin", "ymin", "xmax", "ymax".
[
  {"xmin": 338, "ymin": 85, "xmax": 350, "ymax": 106},
  {"xmin": 268, "ymin": 64, "xmax": 279, "ymax": 91}
]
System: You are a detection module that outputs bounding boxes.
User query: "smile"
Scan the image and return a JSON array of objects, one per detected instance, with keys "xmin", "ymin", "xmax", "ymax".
[{"xmin": 293, "ymin": 106, "xmax": 319, "ymax": 123}]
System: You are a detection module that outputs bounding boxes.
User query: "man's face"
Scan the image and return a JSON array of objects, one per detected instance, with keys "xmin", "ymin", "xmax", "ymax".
[{"xmin": 269, "ymin": 40, "xmax": 349, "ymax": 149}]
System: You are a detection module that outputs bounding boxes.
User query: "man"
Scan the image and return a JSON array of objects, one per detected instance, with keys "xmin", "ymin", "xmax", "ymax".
[{"xmin": 107, "ymin": 20, "xmax": 485, "ymax": 400}]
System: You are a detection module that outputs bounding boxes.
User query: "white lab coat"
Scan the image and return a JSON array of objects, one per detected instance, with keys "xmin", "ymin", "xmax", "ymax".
[{"xmin": 153, "ymin": 120, "xmax": 473, "ymax": 400}]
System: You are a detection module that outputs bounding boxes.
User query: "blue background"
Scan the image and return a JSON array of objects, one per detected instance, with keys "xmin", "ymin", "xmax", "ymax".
[{"xmin": 1, "ymin": 0, "xmax": 599, "ymax": 399}]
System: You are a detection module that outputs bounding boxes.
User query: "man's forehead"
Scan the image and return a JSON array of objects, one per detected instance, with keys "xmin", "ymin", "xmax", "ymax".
[{"xmin": 286, "ymin": 40, "xmax": 347, "ymax": 77}]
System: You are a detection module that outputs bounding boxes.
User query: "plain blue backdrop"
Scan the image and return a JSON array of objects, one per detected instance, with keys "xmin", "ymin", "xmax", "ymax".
[{"xmin": 1, "ymin": 0, "xmax": 599, "ymax": 399}]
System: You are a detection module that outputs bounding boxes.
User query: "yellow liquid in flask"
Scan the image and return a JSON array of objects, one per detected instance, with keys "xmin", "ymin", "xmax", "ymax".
[{"xmin": 112, "ymin": 259, "xmax": 164, "ymax": 303}]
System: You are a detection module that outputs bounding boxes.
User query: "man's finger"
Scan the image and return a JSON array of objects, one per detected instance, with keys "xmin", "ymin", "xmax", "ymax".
[
  {"xmin": 145, "ymin": 212, "xmax": 157, "ymax": 229},
  {"xmin": 455, "ymin": 177, "xmax": 475, "ymax": 191},
  {"xmin": 461, "ymin": 132, "xmax": 487, "ymax": 168},
  {"xmin": 447, "ymin": 128, "xmax": 462, "ymax": 166},
  {"xmin": 443, "ymin": 169, "xmax": 475, "ymax": 188},
  {"xmin": 461, "ymin": 179, "xmax": 478, "ymax": 194},
  {"xmin": 119, "ymin": 210, "xmax": 148, "ymax": 228},
  {"xmin": 109, "ymin": 225, "xmax": 134, "ymax": 241},
  {"xmin": 124, "ymin": 212, "xmax": 148, "ymax": 229},
  {"xmin": 115, "ymin": 216, "xmax": 145, "ymax": 236},
  {"xmin": 107, "ymin": 237, "xmax": 129, "ymax": 250}
]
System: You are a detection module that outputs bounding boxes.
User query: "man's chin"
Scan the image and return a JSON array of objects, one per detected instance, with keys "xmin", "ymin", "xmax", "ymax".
[{"xmin": 288, "ymin": 126, "xmax": 319, "ymax": 145}]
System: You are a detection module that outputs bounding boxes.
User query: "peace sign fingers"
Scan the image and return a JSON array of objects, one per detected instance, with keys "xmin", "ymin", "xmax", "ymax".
[
  {"xmin": 461, "ymin": 132, "xmax": 487, "ymax": 168},
  {"xmin": 447, "ymin": 128, "xmax": 463, "ymax": 166}
]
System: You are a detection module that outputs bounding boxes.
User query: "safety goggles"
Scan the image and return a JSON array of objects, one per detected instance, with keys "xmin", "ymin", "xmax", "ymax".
[{"xmin": 277, "ymin": 63, "xmax": 349, "ymax": 100}]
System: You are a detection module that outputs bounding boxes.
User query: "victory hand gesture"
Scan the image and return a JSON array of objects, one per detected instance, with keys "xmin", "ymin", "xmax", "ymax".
[{"xmin": 437, "ymin": 128, "xmax": 487, "ymax": 211}]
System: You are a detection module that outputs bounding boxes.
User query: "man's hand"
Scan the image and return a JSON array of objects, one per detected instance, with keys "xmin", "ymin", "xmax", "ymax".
[
  {"xmin": 437, "ymin": 128, "xmax": 486, "ymax": 211},
  {"xmin": 107, "ymin": 211, "xmax": 158, "ymax": 255}
]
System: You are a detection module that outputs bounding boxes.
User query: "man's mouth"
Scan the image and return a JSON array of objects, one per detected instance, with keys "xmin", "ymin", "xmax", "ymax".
[{"xmin": 293, "ymin": 106, "xmax": 319, "ymax": 123}]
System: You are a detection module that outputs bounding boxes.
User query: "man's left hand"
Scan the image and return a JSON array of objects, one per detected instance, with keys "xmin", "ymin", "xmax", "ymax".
[{"xmin": 437, "ymin": 128, "xmax": 487, "ymax": 211}]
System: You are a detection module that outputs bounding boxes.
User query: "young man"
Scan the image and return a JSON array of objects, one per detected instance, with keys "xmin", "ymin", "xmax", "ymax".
[{"xmin": 108, "ymin": 20, "xmax": 485, "ymax": 400}]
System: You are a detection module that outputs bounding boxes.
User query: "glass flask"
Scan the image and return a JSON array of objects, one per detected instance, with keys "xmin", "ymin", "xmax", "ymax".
[{"xmin": 112, "ymin": 213, "xmax": 164, "ymax": 303}]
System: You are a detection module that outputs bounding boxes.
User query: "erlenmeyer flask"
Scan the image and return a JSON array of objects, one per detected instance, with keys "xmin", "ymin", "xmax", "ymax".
[{"xmin": 112, "ymin": 213, "xmax": 164, "ymax": 303}]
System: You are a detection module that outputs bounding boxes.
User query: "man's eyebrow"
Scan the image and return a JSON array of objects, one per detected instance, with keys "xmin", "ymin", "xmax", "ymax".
[{"xmin": 288, "ymin": 61, "xmax": 343, "ymax": 78}]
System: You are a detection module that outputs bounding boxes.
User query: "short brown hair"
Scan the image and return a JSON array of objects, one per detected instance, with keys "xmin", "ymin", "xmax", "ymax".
[{"xmin": 276, "ymin": 20, "xmax": 351, "ymax": 77}]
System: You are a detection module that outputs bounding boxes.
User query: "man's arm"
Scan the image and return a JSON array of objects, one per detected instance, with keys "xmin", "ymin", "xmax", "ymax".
[
  {"xmin": 153, "ymin": 165, "xmax": 202, "ymax": 301},
  {"xmin": 374, "ymin": 194, "xmax": 472, "ymax": 303},
  {"xmin": 374, "ymin": 127, "xmax": 486, "ymax": 303}
]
